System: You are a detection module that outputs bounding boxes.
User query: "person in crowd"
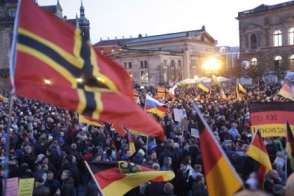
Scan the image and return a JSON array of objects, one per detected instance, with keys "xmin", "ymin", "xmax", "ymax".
[
  {"xmin": 163, "ymin": 182, "xmax": 177, "ymax": 196},
  {"xmin": 192, "ymin": 175, "xmax": 208, "ymax": 196},
  {"xmin": 44, "ymin": 170, "xmax": 61, "ymax": 196},
  {"xmin": 60, "ymin": 170, "xmax": 74, "ymax": 196},
  {"xmin": 33, "ymin": 177, "xmax": 51, "ymax": 196},
  {"xmin": 161, "ymin": 157, "xmax": 173, "ymax": 171},
  {"xmin": 264, "ymin": 169, "xmax": 282, "ymax": 194}
]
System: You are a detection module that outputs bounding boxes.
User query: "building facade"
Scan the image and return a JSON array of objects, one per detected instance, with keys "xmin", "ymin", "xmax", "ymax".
[
  {"xmin": 0, "ymin": 0, "xmax": 90, "ymax": 90},
  {"xmin": 236, "ymin": 1, "xmax": 294, "ymax": 76},
  {"xmin": 95, "ymin": 26, "xmax": 218, "ymax": 86}
]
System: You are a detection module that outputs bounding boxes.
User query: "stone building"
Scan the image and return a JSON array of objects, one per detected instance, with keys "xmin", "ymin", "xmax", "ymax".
[
  {"xmin": 236, "ymin": 1, "xmax": 294, "ymax": 77},
  {"xmin": 95, "ymin": 26, "xmax": 218, "ymax": 86},
  {"xmin": 0, "ymin": 0, "xmax": 90, "ymax": 90}
]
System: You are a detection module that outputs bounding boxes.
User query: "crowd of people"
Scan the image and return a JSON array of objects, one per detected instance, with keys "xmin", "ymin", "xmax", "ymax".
[{"xmin": 0, "ymin": 80, "xmax": 294, "ymax": 196}]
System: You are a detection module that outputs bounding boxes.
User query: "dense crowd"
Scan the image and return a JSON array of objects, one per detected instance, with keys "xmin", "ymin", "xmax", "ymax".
[{"xmin": 0, "ymin": 80, "xmax": 294, "ymax": 196}]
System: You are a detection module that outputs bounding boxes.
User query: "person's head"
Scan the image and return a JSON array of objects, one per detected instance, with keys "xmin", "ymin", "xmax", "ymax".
[
  {"xmin": 41, "ymin": 164, "xmax": 48, "ymax": 171},
  {"xmin": 164, "ymin": 182, "xmax": 174, "ymax": 194},
  {"xmin": 276, "ymin": 151, "xmax": 285, "ymax": 159},
  {"xmin": 194, "ymin": 164, "xmax": 202, "ymax": 172},
  {"xmin": 286, "ymin": 172, "xmax": 294, "ymax": 196},
  {"xmin": 68, "ymin": 155, "xmax": 76, "ymax": 163},
  {"xmin": 152, "ymin": 163, "xmax": 160, "ymax": 171},
  {"xmin": 180, "ymin": 160, "xmax": 187, "ymax": 171},
  {"xmin": 94, "ymin": 153, "xmax": 102, "ymax": 161},
  {"xmin": 164, "ymin": 157, "xmax": 172, "ymax": 167},
  {"xmin": 150, "ymin": 151, "xmax": 157, "ymax": 160},
  {"xmin": 195, "ymin": 175, "xmax": 205, "ymax": 185},
  {"xmin": 145, "ymin": 155, "xmax": 152, "ymax": 163},
  {"xmin": 123, "ymin": 149, "xmax": 131, "ymax": 158},
  {"xmin": 46, "ymin": 170, "xmax": 54, "ymax": 181},
  {"xmin": 61, "ymin": 170, "xmax": 71, "ymax": 181},
  {"xmin": 35, "ymin": 177, "xmax": 44, "ymax": 187},
  {"xmin": 71, "ymin": 143, "xmax": 77, "ymax": 150}
]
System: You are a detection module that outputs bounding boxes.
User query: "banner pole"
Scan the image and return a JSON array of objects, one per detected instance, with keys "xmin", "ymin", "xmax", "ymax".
[
  {"xmin": 85, "ymin": 161, "xmax": 105, "ymax": 196},
  {"xmin": 285, "ymin": 119, "xmax": 288, "ymax": 181}
]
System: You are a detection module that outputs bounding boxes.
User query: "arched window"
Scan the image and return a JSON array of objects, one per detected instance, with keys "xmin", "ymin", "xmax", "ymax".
[
  {"xmin": 273, "ymin": 30, "xmax": 282, "ymax": 47},
  {"xmin": 170, "ymin": 60, "xmax": 176, "ymax": 82},
  {"xmin": 250, "ymin": 34, "xmax": 257, "ymax": 49},
  {"xmin": 275, "ymin": 56, "xmax": 282, "ymax": 70},
  {"xmin": 177, "ymin": 61, "xmax": 182, "ymax": 81},
  {"xmin": 289, "ymin": 28, "xmax": 294, "ymax": 45},
  {"xmin": 251, "ymin": 58, "xmax": 257, "ymax": 66},
  {"xmin": 290, "ymin": 55, "xmax": 294, "ymax": 71}
]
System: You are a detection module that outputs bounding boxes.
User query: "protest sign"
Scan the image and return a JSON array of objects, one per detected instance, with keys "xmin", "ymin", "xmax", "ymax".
[
  {"xmin": 249, "ymin": 102, "xmax": 294, "ymax": 137},
  {"xmin": 18, "ymin": 178, "xmax": 34, "ymax": 196},
  {"xmin": 4, "ymin": 177, "xmax": 18, "ymax": 196},
  {"xmin": 191, "ymin": 128, "xmax": 200, "ymax": 138},
  {"xmin": 174, "ymin": 108, "xmax": 184, "ymax": 122}
]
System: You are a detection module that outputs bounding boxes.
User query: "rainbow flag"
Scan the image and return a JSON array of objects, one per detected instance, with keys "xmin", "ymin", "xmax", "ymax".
[
  {"xmin": 194, "ymin": 103, "xmax": 243, "ymax": 196},
  {"xmin": 145, "ymin": 94, "xmax": 168, "ymax": 117}
]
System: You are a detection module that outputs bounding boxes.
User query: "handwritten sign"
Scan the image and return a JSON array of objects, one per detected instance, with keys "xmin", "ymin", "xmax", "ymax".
[
  {"xmin": 191, "ymin": 128, "xmax": 200, "ymax": 138},
  {"xmin": 18, "ymin": 178, "xmax": 34, "ymax": 196},
  {"xmin": 174, "ymin": 108, "xmax": 184, "ymax": 122},
  {"xmin": 4, "ymin": 177, "xmax": 18, "ymax": 196},
  {"xmin": 249, "ymin": 102, "xmax": 294, "ymax": 137}
]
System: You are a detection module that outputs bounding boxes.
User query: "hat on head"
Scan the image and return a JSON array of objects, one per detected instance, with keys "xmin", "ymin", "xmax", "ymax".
[
  {"xmin": 183, "ymin": 146, "xmax": 189, "ymax": 152},
  {"xmin": 41, "ymin": 156, "xmax": 47, "ymax": 161},
  {"xmin": 36, "ymin": 177, "xmax": 44, "ymax": 183},
  {"xmin": 57, "ymin": 137, "xmax": 64, "ymax": 143}
]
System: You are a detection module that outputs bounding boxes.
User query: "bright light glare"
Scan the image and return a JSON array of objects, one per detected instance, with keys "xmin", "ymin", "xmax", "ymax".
[
  {"xmin": 44, "ymin": 79, "xmax": 51, "ymax": 84},
  {"xmin": 203, "ymin": 57, "xmax": 220, "ymax": 71},
  {"xmin": 76, "ymin": 78, "xmax": 83, "ymax": 83}
]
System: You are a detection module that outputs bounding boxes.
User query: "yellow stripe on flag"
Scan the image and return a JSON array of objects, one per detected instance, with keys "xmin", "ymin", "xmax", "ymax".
[
  {"xmin": 246, "ymin": 145, "xmax": 272, "ymax": 170},
  {"xmin": 205, "ymin": 156, "xmax": 242, "ymax": 196}
]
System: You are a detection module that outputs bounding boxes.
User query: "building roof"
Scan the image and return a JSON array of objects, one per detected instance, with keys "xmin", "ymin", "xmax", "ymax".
[
  {"xmin": 94, "ymin": 38, "xmax": 136, "ymax": 47},
  {"xmin": 126, "ymin": 29, "xmax": 203, "ymax": 44},
  {"xmin": 66, "ymin": 19, "xmax": 77, "ymax": 27},
  {"xmin": 42, "ymin": 5, "xmax": 57, "ymax": 14}
]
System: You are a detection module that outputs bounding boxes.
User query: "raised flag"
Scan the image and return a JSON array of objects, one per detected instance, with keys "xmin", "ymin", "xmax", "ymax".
[
  {"xmin": 198, "ymin": 81, "xmax": 209, "ymax": 93},
  {"xmin": 236, "ymin": 86, "xmax": 241, "ymax": 101},
  {"xmin": 111, "ymin": 124, "xmax": 127, "ymax": 137},
  {"xmin": 192, "ymin": 102, "xmax": 243, "ymax": 196},
  {"xmin": 79, "ymin": 115, "xmax": 103, "ymax": 127},
  {"xmin": 10, "ymin": 0, "xmax": 165, "ymax": 141},
  {"xmin": 145, "ymin": 94, "xmax": 168, "ymax": 117},
  {"xmin": 286, "ymin": 120, "xmax": 294, "ymax": 171},
  {"xmin": 278, "ymin": 79, "xmax": 294, "ymax": 101},
  {"xmin": 212, "ymin": 74, "xmax": 221, "ymax": 86},
  {"xmin": 246, "ymin": 129, "xmax": 272, "ymax": 188},
  {"xmin": 133, "ymin": 89, "xmax": 139, "ymax": 102},
  {"xmin": 0, "ymin": 95, "xmax": 8, "ymax": 103},
  {"xmin": 128, "ymin": 130, "xmax": 136, "ymax": 156},
  {"xmin": 86, "ymin": 161, "xmax": 175, "ymax": 196},
  {"xmin": 157, "ymin": 86, "xmax": 167, "ymax": 98},
  {"xmin": 238, "ymin": 83, "xmax": 246, "ymax": 94}
]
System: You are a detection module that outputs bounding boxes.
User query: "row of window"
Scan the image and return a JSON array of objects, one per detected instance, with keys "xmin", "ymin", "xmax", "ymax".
[
  {"xmin": 123, "ymin": 61, "xmax": 148, "ymax": 69},
  {"xmin": 250, "ymin": 54, "xmax": 294, "ymax": 71},
  {"xmin": 250, "ymin": 28, "xmax": 294, "ymax": 48}
]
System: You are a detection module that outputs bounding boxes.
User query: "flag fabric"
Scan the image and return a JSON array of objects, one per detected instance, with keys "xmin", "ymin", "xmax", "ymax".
[
  {"xmin": 212, "ymin": 74, "xmax": 221, "ymax": 86},
  {"xmin": 0, "ymin": 95, "xmax": 8, "ymax": 103},
  {"xmin": 133, "ymin": 89, "xmax": 139, "ymax": 103},
  {"xmin": 102, "ymin": 125, "xmax": 120, "ymax": 160},
  {"xmin": 193, "ymin": 102, "xmax": 243, "ymax": 196},
  {"xmin": 10, "ymin": 0, "xmax": 165, "ymax": 141},
  {"xmin": 198, "ymin": 81, "xmax": 209, "ymax": 93},
  {"xmin": 145, "ymin": 94, "xmax": 168, "ymax": 117},
  {"xmin": 157, "ymin": 86, "xmax": 167, "ymax": 98},
  {"xmin": 86, "ymin": 161, "xmax": 175, "ymax": 196},
  {"xmin": 278, "ymin": 80, "xmax": 294, "ymax": 101},
  {"xmin": 79, "ymin": 115, "xmax": 103, "ymax": 127},
  {"xmin": 128, "ymin": 130, "xmax": 136, "ymax": 156},
  {"xmin": 286, "ymin": 120, "xmax": 294, "ymax": 171},
  {"xmin": 238, "ymin": 83, "xmax": 246, "ymax": 94},
  {"xmin": 111, "ymin": 124, "xmax": 127, "ymax": 137},
  {"xmin": 246, "ymin": 129, "xmax": 272, "ymax": 188},
  {"xmin": 236, "ymin": 86, "xmax": 241, "ymax": 101}
]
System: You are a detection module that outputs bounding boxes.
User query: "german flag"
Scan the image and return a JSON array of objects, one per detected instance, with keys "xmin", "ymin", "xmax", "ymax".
[
  {"xmin": 128, "ymin": 130, "xmax": 136, "ymax": 156},
  {"xmin": 286, "ymin": 120, "xmax": 294, "ymax": 171},
  {"xmin": 246, "ymin": 129, "xmax": 272, "ymax": 188},
  {"xmin": 0, "ymin": 95, "xmax": 7, "ymax": 103},
  {"xmin": 10, "ymin": 0, "xmax": 165, "ymax": 141},
  {"xmin": 238, "ymin": 83, "xmax": 246, "ymax": 94},
  {"xmin": 194, "ymin": 102, "xmax": 243, "ymax": 196},
  {"xmin": 79, "ymin": 115, "xmax": 103, "ymax": 127},
  {"xmin": 86, "ymin": 161, "xmax": 175, "ymax": 196},
  {"xmin": 278, "ymin": 80, "xmax": 294, "ymax": 101},
  {"xmin": 111, "ymin": 124, "xmax": 127, "ymax": 137}
]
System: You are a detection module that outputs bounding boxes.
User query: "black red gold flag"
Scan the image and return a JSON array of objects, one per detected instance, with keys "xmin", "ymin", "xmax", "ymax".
[
  {"xmin": 86, "ymin": 161, "xmax": 174, "ymax": 196},
  {"xmin": 10, "ymin": 0, "xmax": 164, "ymax": 140}
]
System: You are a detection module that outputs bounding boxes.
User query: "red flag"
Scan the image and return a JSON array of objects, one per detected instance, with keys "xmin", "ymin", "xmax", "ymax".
[
  {"xmin": 111, "ymin": 124, "xmax": 127, "ymax": 137},
  {"xmin": 194, "ymin": 102, "xmax": 243, "ymax": 196},
  {"xmin": 10, "ymin": 0, "xmax": 164, "ymax": 141}
]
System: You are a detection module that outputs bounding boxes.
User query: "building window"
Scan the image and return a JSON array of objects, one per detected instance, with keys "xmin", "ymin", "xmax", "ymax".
[
  {"xmin": 141, "ymin": 70, "xmax": 149, "ymax": 84},
  {"xmin": 251, "ymin": 58, "xmax": 257, "ymax": 66},
  {"xmin": 163, "ymin": 66, "xmax": 167, "ymax": 82},
  {"xmin": 273, "ymin": 30, "xmax": 282, "ymax": 47},
  {"xmin": 250, "ymin": 34, "xmax": 257, "ymax": 49},
  {"xmin": 140, "ymin": 61, "xmax": 148, "ymax": 68},
  {"xmin": 289, "ymin": 28, "xmax": 294, "ymax": 45},
  {"xmin": 275, "ymin": 56, "xmax": 282, "ymax": 71},
  {"xmin": 290, "ymin": 55, "xmax": 294, "ymax": 71},
  {"xmin": 11, "ymin": 11, "xmax": 15, "ymax": 17},
  {"xmin": 170, "ymin": 60, "xmax": 176, "ymax": 82},
  {"xmin": 123, "ymin": 62, "xmax": 132, "ymax": 69},
  {"xmin": 178, "ymin": 61, "xmax": 182, "ymax": 81},
  {"xmin": 191, "ymin": 59, "xmax": 197, "ymax": 78}
]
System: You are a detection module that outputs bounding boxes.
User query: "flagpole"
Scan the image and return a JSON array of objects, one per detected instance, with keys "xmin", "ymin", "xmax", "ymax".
[
  {"xmin": 285, "ymin": 119, "xmax": 288, "ymax": 181},
  {"xmin": 146, "ymin": 136, "xmax": 149, "ymax": 155},
  {"xmin": 85, "ymin": 161, "xmax": 105, "ymax": 196},
  {"xmin": 3, "ymin": 94, "xmax": 14, "ymax": 196}
]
